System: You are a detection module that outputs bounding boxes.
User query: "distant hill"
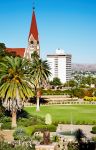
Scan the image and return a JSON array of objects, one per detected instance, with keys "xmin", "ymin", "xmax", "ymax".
[{"xmin": 72, "ymin": 64, "xmax": 96, "ymax": 72}]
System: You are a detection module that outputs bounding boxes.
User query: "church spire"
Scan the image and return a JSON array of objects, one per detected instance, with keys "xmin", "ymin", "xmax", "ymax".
[
  {"xmin": 28, "ymin": 7, "xmax": 38, "ymax": 41},
  {"xmin": 24, "ymin": 7, "xmax": 40, "ymax": 59}
]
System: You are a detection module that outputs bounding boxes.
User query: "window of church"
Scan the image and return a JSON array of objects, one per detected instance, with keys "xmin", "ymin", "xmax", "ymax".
[{"xmin": 31, "ymin": 41, "xmax": 34, "ymax": 44}]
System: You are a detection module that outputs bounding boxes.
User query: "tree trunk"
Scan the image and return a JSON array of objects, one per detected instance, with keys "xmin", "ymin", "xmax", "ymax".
[
  {"xmin": 12, "ymin": 110, "xmax": 17, "ymax": 128},
  {"xmin": 36, "ymin": 90, "xmax": 41, "ymax": 111},
  {"xmin": 36, "ymin": 97, "xmax": 40, "ymax": 111}
]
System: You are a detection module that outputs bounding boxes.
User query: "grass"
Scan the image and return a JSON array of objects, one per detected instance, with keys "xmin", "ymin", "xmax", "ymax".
[{"xmin": 24, "ymin": 105, "xmax": 96, "ymax": 124}]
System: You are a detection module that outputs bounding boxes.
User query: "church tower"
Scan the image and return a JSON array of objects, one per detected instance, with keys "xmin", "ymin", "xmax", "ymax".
[{"xmin": 24, "ymin": 8, "xmax": 40, "ymax": 59}]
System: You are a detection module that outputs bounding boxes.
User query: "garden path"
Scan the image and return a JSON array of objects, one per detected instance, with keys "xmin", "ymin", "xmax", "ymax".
[{"xmin": 0, "ymin": 130, "xmax": 14, "ymax": 142}]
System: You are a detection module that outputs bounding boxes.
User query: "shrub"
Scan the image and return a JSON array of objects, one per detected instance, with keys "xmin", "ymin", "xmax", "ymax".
[
  {"xmin": 67, "ymin": 142, "xmax": 78, "ymax": 150},
  {"xmin": 2, "ymin": 116, "xmax": 11, "ymax": 123},
  {"xmin": 13, "ymin": 128, "xmax": 29, "ymax": 141},
  {"xmin": 0, "ymin": 116, "xmax": 11, "ymax": 124},
  {"xmin": 52, "ymin": 135, "xmax": 59, "ymax": 142},
  {"xmin": 1, "ymin": 122, "xmax": 11, "ymax": 129},
  {"xmin": 0, "ymin": 105, "xmax": 5, "ymax": 118},
  {"xmin": 92, "ymin": 126, "xmax": 96, "ymax": 134},
  {"xmin": 92, "ymin": 136, "xmax": 96, "ymax": 142},
  {"xmin": 25, "ymin": 124, "xmax": 56, "ymax": 135},
  {"xmin": 17, "ymin": 115, "xmax": 45, "ymax": 127},
  {"xmin": 32, "ymin": 132, "xmax": 42, "ymax": 142},
  {"xmin": 84, "ymin": 96, "xmax": 96, "ymax": 102},
  {"xmin": 0, "ymin": 141, "xmax": 35, "ymax": 150}
]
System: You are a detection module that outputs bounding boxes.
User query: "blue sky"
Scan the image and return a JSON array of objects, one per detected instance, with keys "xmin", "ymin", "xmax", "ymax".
[{"xmin": 0, "ymin": 0, "xmax": 96, "ymax": 64}]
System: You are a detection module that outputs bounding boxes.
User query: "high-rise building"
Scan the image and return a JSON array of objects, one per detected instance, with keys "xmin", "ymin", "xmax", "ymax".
[
  {"xmin": 6, "ymin": 8, "xmax": 40, "ymax": 59},
  {"xmin": 47, "ymin": 48, "xmax": 72, "ymax": 83}
]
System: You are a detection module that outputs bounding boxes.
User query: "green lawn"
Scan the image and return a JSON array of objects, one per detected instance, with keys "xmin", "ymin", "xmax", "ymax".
[{"xmin": 25, "ymin": 105, "xmax": 96, "ymax": 124}]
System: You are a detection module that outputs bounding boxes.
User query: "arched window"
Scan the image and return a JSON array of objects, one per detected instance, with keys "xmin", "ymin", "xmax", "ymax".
[{"xmin": 31, "ymin": 41, "xmax": 34, "ymax": 44}]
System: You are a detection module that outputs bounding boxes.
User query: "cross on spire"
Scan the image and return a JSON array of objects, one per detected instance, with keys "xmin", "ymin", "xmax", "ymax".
[{"xmin": 32, "ymin": 0, "xmax": 35, "ymax": 10}]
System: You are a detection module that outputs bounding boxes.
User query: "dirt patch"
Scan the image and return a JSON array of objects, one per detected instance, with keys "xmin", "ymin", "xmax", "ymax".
[{"xmin": 0, "ymin": 130, "xmax": 14, "ymax": 142}]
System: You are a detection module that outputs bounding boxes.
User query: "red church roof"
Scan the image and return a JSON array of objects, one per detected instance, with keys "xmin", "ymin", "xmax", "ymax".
[
  {"xmin": 6, "ymin": 48, "xmax": 25, "ymax": 57},
  {"xmin": 29, "ymin": 10, "xmax": 38, "ymax": 41}
]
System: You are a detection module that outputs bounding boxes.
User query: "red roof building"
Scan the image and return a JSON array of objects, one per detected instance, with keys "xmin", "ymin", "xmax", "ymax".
[{"xmin": 6, "ymin": 48, "xmax": 25, "ymax": 57}]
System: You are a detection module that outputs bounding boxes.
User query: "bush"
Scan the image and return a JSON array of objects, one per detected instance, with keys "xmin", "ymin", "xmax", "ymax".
[
  {"xmin": 52, "ymin": 135, "xmax": 59, "ymax": 142},
  {"xmin": 84, "ymin": 96, "xmax": 96, "ymax": 102},
  {"xmin": 13, "ymin": 128, "xmax": 29, "ymax": 141},
  {"xmin": 92, "ymin": 136, "xmax": 96, "ymax": 142},
  {"xmin": 25, "ymin": 124, "xmax": 56, "ymax": 135},
  {"xmin": 42, "ymin": 89, "xmax": 71, "ymax": 95},
  {"xmin": 2, "ymin": 116, "xmax": 11, "ymax": 123},
  {"xmin": 92, "ymin": 126, "xmax": 96, "ymax": 134},
  {"xmin": 17, "ymin": 115, "xmax": 45, "ymax": 127},
  {"xmin": 67, "ymin": 142, "xmax": 78, "ymax": 150},
  {"xmin": 0, "ymin": 141, "xmax": 35, "ymax": 150},
  {"xmin": 1, "ymin": 122, "xmax": 11, "ymax": 129},
  {"xmin": 0, "ymin": 105, "xmax": 5, "ymax": 118}
]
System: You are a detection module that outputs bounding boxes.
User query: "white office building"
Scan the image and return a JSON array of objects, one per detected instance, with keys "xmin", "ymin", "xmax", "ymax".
[{"xmin": 47, "ymin": 48, "xmax": 72, "ymax": 83}]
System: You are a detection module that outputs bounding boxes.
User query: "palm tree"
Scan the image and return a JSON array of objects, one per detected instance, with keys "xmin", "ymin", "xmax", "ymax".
[
  {"xmin": 30, "ymin": 54, "xmax": 51, "ymax": 111},
  {"xmin": 0, "ymin": 56, "xmax": 33, "ymax": 128}
]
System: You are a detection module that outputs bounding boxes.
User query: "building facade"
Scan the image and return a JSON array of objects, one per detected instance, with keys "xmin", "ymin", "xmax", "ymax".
[{"xmin": 47, "ymin": 49, "xmax": 72, "ymax": 83}]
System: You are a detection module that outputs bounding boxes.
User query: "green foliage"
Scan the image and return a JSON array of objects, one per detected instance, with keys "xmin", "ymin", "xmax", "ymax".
[
  {"xmin": 2, "ymin": 116, "xmax": 11, "ymax": 123},
  {"xmin": 71, "ymin": 88, "xmax": 85, "ymax": 98},
  {"xmin": 50, "ymin": 77, "xmax": 62, "ymax": 86},
  {"xmin": 0, "ymin": 104, "xmax": 5, "ymax": 118},
  {"xmin": 0, "ymin": 56, "xmax": 34, "ymax": 101},
  {"xmin": 13, "ymin": 128, "xmax": 29, "ymax": 141},
  {"xmin": 1, "ymin": 122, "xmax": 11, "ymax": 129},
  {"xmin": 32, "ymin": 132, "xmax": 42, "ymax": 141},
  {"xmin": 0, "ymin": 43, "xmax": 6, "ymax": 57},
  {"xmin": 84, "ymin": 96, "xmax": 96, "ymax": 101},
  {"xmin": 17, "ymin": 115, "xmax": 45, "ymax": 127},
  {"xmin": 42, "ymin": 89, "xmax": 71, "ymax": 95},
  {"xmin": 0, "ymin": 116, "xmax": 11, "ymax": 129},
  {"xmin": 51, "ymin": 135, "xmax": 59, "ymax": 142},
  {"xmin": 92, "ymin": 136, "xmax": 96, "ymax": 141},
  {"xmin": 67, "ymin": 142, "xmax": 78, "ymax": 150},
  {"xmin": 30, "ymin": 55, "xmax": 51, "ymax": 90},
  {"xmin": 0, "ymin": 141, "xmax": 35, "ymax": 150},
  {"xmin": 92, "ymin": 126, "xmax": 96, "ymax": 134},
  {"xmin": 64, "ymin": 80, "xmax": 78, "ymax": 87},
  {"xmin": 24, "ymin": 124, "xmax": 56, "ymax": 135}
]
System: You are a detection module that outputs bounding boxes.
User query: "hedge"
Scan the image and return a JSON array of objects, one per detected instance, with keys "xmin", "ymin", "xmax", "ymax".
[
  {"xmin": 92, "ymin": 126, "xmax": 96, "ymax": 134},
  {"xmin": 24, "ymin": 124, "xmax": 56, "ymax": 135},
  {"xmin": 84, "ymin": 96, "xmax": 96, "ymax": 101}
]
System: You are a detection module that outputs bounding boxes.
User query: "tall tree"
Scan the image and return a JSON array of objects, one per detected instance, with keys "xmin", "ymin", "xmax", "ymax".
[
  {"xmin": 30, "ymin": 53, "xmax": 51, "ymax": 111},
  {"xmin": 0, "ymin": 56, "xmax": 33, "ymax": 127},
  {"xmin": 50, "ymin": 77, "xmax": 62, "ymax": 86}
]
